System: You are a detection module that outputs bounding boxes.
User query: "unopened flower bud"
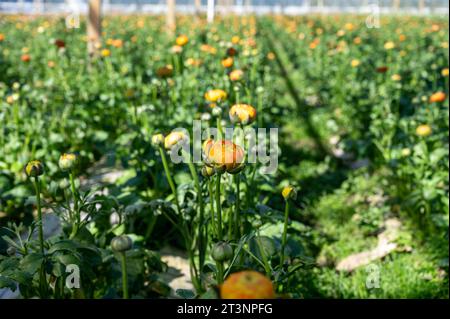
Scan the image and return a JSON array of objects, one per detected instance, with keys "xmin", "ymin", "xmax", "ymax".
[
  {"xmin": 211, "ymin": 241, "xmax": 233, "ymax": 262},
  {"xmin": 25, "ymin": 160, "xmax": 44, "ymax": 177},
  {"xmin": 59, "ymin": 153, "xmax": 78, "ymax": 171},
  {"xmin": 111, "ymin": 235, "xmax": 133, "ymax": 253}
]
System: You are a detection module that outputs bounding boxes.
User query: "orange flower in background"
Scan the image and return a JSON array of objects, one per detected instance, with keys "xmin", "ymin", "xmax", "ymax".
[
  {"xmin": 267, "ymin": 52, "xmax": 276, "ymax": 60},
  {"xmin": 429, "ymin": 92, "xmax": 446, "ymax": 103},
  {"xmin": 220, "ymin": 271, "xmax": 275, "ymax": 299},
  {"xmin": 353, "ymin": 37, "xmax": 362, "ymax": 45},
  {"xmin": 54, "ymin": 39, "xmax": 65, "ymax": 49},
  {"xmin": 112, "ymin": 39, "xmax": 123, "ymax": 48},
  {"xmin": 200, "ymin": 44, "xmax": 217, "ymax": 55},
  {"xmin": 221, "ymin": 56, "xmax": 234, "ymax": 68},
  {"xmin": 156, "ymin": 65, "xmax": 173, "ymax": 78},
  {"xmin": 229, "ymin": 104, "xmax": 257, "ymax": 125},
  {"xmin": 229, "ymin": 69, "xmax": 244, "ymax": 81},
  {"xmin": 205, "ymin": 89, "xmax": 227, "ymax": 103},
  {"xmin": 176, "ymin": 35, "xmax": 189, "ymax": 47},
  {"xmin": 47, "ymin": 60, "xmax": 55, "ymax": 68},
  {"xmin": 205, "ymin": 140, "xmax": 245, "ymax": 173},
  {"xmin": 21, "ymin": 54, "xmax": 30, "ymax": 62},
  {"xmin": 0, "ymin": 33, "xmax": 5, "ymax": 42}
]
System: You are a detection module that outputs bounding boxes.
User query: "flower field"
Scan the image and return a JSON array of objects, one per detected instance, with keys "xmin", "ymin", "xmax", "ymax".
[{"xmin": 0, "ymin": 13, "xmax": 448, "ymax": 299}]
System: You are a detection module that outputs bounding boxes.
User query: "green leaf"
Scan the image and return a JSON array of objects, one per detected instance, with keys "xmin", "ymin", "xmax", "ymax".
[
  {"xmin": 47, "ymin": 240, "xmax": 79, "ymax": 254},
  {"xmin": 19, "ymin": 253, "xmax": 44, "ymax": 274},
  {"xmin": 0, "ymin": 275, "xmax": 16, "ymax": 291},
  {"xmin": 176, "ymin": 289, "xmax": 196, "ymax": 299}
]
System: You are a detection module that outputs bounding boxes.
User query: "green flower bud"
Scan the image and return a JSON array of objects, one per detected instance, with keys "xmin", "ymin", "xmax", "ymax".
[
  {"xmin": 151, "ymin": 133, "xmax": 165, "ymax": 147},
  {"xmin": 282, "ymin": 186, "xmax": 297, "ymax": 200},
  {"xmin": 59, "ymin": 153, "xmax": 78, "ymax": 171},
  {"xmin": 211, "ymin": 106, "xmax": 223, "ymax": 117},
  {"xmin": 111, "ymin": 235, "xmax": 133, "ymax": 253},
  {"xmin": 25, "ymin": 160, "xmax": 44, "ymax": 177},
  {"xmin": 211, "ymin": 241, "xmax": 233, "ymax": 262},
  {"xmin": 201, "ymin": 165, "xmax": 215, "ymax": 177}
]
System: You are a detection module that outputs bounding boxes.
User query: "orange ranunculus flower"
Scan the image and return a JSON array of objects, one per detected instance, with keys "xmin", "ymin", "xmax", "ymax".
[
  {"xmin": 204, "ymin": 89, "xmax": 227, "ymax": 103},
  {"xmin": 267, "ymin": 52, "xmax": 276, "ymax": 60},
  {"xmin": 176, "ymin": 35, "xmax": 189, "ymax": 46},
  {"xmin": 112, "ymin": 39, "xmax": 123, "ymax": 48},
  {"xmin": 416, "ymin": 124, "xmax": 432, "ymax": 137},
  {"xmin": 164, "ymin": 131, "xmax": 188, "ymax": 151},
  {"xmin": 429, "ymin": 92, "xmax": 446, "ymax": 103},
  {"xmin": 156, "ymin": 65, "xmax": 173, "ymax": 78},
  {"xmin": 0, "ymin": 33, "xmax": 5, "ymax": 42},
  {"xmin": 229, "ymin": 104, "xmax": 257, "ymax": 125},
  {"xmin": 205, "ymin": 140, "xmax": 245, "ymax": 174},
  {"xmin": 221, "ymin": 57, "xmax": 234, "ymax": 68},
  {"xmin": 229, "ymin": 69, "xmax": 244, "ymax": 81},
  {"xmin": 21, "ymin": 54, "xmax": 30, "ymax": 62},
  {"xmin": 220, "ymin": 271, "xmax": 275, "ymax": 299}
]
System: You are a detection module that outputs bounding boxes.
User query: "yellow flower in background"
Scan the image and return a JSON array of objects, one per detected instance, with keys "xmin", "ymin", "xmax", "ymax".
[
  {"xmin": 384, "ymin": 41, "xmax": 395, "ymax": 50},
  {"xmin": 231, "ymin": 36, "xmax": 240, "ymax": 44},
  {"xmin": 204, "ymin": 89, "xmax": 227, "ymax": 103},
  {"xmin": 416, "ymin": 124, "xmax": 432, "ymax": 137},
  {"xmin": 351, "ymin": 59, "xmax": 360, "ymax": 67},
  {"xmin": 442, "ymin": 68, "xmax": 449, "ymax": 77},
  {"xmin": 391, "ymin": 74, "xmax": 402, "ymax": 81},
  {"xmin": 101, "ymin": 49, "xmax": 111, "ymax": 57},
  {"xmin": 176, "ymin": 35, "xmax": 189, "ymax": 47},
  {"xmin": 164, "ymin": 131, "xmax": 188, "ymax": 151},
  {"xmin": 229, "ymin": 104, "xmax": 257, "ymax": 125}
]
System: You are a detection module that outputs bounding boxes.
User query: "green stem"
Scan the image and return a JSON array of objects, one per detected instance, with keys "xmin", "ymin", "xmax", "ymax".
[
  {"xmin": 159, "ymin": 147, "xmax": 179, "ymax": 208},
  {"xmin": 119, "ymin": 252, "xmax": 129, "ymax": 299},
  {"xmin": 69, "ymin": 172, "xmax": 79, "ymax": 219},
  {"xmin": 208, "ymin": 179, "xmax": 216, "ymax": 237},
  {"xmin": 215, "ymin": 174, "xmax": 223, "ymax": 240},
  {"xmin": 217, "ymin": 117, "xmax": 223, "ymax": 140},
  {"xmin": 280, "ymin": 200, "xmax": 290, "ymax": 268},
  {"xmin": 234, "ymin": 174, "xmax": 240, "ymax": 241},
  {"xmin": 216, "ymin": 260, "xmax": 224, "ymax": 285},
  {"xmin": 34, "ymin": 177, "xmax": 44, "ymax": 254}
]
